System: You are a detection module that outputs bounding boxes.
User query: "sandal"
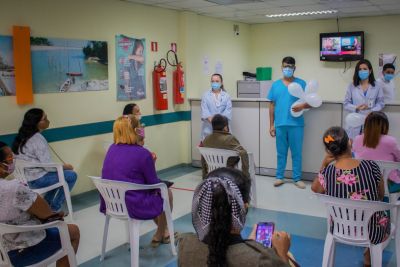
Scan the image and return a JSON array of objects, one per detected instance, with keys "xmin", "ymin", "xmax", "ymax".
[
  {"xmin": 150, "ymin": 238, "xmax": 162, "ymax": 248},
  {"xmin": 162, "ymin": 232, "xmax": 179, "ymax": 244}
]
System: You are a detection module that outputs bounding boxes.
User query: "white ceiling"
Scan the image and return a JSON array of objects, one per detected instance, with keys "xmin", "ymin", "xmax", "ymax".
[{"xmin": 122, "ymin": 0, "xmax": 400, "ymax": 24}]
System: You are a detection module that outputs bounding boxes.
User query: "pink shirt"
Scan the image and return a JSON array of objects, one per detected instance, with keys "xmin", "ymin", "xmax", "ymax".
[{"xmin": 353, "ymin": 134, "xmax": 400, "ymax": 183}]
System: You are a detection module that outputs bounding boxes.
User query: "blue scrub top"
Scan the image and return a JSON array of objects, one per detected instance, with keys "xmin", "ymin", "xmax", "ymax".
[{"xmin": 267, "ymin": 78, "xmax": 306, "ymax": 127}]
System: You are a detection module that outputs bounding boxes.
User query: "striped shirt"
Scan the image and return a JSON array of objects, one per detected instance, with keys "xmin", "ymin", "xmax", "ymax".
[{"xmin": 319, "ymin": 160, "xmax": 389, "ymax": 244}]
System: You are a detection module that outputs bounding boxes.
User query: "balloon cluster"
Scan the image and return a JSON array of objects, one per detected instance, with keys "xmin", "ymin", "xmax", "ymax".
[
  {"xmin": 288, "ymin": 80, "xmax": 322, "ymax": 117},
  {"xmin": 345, "ymin": 113, "xmax": 366, "ymax": 129}
]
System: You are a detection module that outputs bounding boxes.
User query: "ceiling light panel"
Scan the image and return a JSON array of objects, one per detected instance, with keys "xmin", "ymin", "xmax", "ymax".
[{"xmin": 265, "ymin": 9, "xmax": 337, "ymax": 18}]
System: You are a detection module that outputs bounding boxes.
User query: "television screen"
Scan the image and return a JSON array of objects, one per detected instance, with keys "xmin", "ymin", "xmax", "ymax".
[{"xmin": 320, "ymin": 31, "xmax": 364, "ymax": 61}]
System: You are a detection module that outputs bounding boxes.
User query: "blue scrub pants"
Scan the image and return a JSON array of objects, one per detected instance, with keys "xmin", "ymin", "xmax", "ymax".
[{"xmin": 275, "ymin": 126, "xmax": 304, "ymax": 181}]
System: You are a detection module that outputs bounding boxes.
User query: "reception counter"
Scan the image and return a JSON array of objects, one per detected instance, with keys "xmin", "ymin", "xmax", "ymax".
[{"xmin": 190, "ymin": 98, "xmax": 400, "ymax": 181}]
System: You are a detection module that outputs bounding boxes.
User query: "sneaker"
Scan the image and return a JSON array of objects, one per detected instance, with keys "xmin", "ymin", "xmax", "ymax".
[
  {"xmin": 273, "ymin": 179, "xmax": 285, "ymax": 187},
  {"xmin": 294, "ymin": 181, "xmax": 306, "ymax": 189}
]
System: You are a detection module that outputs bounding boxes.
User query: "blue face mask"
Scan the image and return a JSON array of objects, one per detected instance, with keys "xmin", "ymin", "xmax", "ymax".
[
  {"xmin": 358, "ymin": 70, "xmax": 370, "ymax": 80},
  {"xmin": 211, "ymin": 82, "xmax": 221, "ymax": 90},
  {"xmin": 282, "ymin": 67, "xmax": 294, "ymax": 78},
  {"xmin": 384, "ymin": 73, "xmax": 394, "ymax": 82}
]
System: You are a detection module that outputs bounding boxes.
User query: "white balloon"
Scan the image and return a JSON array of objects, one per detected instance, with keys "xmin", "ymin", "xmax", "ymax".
[
  {"xmin": 288, "ymin": 82, "xmax": 305, "ymax": 99},
  {"xmin": 305, "ymin": 93, "xmax": 322, "ymax": 108},
  {"xmin": 345, "ymin": 113, "xmax": 366, "ymax": 128},
  {"xmin": 291, "ymin": 100, "xmax": 306, "ymax": 117},
  {"xmin": 306, "ymin": 80, "xmax": 319, "ymax": 94}
]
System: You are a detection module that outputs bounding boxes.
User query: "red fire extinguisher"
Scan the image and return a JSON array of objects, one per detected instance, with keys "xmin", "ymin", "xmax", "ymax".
[
  {"xmin": 153, "ymin": 59, "xmax": 168, "ymax": 110},
  {"xmin": 167, "ymin": 50, "xmax": 185, "ymax": 104}
]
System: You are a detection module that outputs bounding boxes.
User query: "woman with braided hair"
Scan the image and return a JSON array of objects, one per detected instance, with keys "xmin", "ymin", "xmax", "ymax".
[{"xmin": 177, "ymin": 168, "xmax": 293, "ymax": 267}]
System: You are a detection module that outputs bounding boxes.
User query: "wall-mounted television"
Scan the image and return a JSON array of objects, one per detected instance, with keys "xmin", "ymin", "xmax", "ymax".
[{"xmin": 320, "ymin": 31, "xmax": 364, "ymax": 62}]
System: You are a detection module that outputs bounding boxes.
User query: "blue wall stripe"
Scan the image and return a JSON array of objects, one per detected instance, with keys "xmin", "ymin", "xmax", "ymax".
[{"xmin": 0, "ymin": 110, "xmax": 191, "ymax": 145}]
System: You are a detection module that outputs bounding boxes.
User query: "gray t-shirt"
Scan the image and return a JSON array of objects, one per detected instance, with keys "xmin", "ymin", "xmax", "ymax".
[
  {"xmin": 15, "ymin": 132, "xmax": 54, "ymax": 181},
  {"xmin": 0, "ymin": 179, "xmax": 45, "ymax": 250}
]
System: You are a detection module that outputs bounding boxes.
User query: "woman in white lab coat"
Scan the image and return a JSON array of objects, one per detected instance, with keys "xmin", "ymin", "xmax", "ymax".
[
  {"xmin": 344, "ymin": 59, "xmax": 384, "ymax": 140},
  {"xmin": 200, "ymin": 73, "xmax": 232, "ymax": 141}
]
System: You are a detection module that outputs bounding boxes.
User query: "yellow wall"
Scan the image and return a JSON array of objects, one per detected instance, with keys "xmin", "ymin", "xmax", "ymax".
[
  {"xmin": 0, "ymin": 0, "xmax": 250, "ymax": 194},
  {"xmin": 180, "ymin": 12, "xmax": 251, "ymax": 98},
  {"xmin": 2, "ymin": 0, "xmax": 399, "ymax": 195},
  {"xmin": 250, "ymin": 15, "xmax": 400, "ymax": 102}
]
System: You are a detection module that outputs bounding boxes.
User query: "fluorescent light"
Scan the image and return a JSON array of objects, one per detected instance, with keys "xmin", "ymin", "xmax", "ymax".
[{"xmin": 265, "ymin": 10, "xmax": 338, "ymax": 18}]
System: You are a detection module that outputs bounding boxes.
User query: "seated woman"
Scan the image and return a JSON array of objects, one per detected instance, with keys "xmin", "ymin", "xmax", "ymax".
[
  {"xmin": 352, "ymin": 111, "xmax": 400, "ymax": 192},
  {"xmin": 312, "ymin": 126, "xmax": 390, "ymax": 266},
  {"xmin": 122, "ymin": 103, "xmax": 157, "ymax": 160},
  {"xmin": 202, "ymin": 114, "xmax": 249, "ymax": 179},
  {"xmin": 178, "ymin": 168, "xmax": 293, "ymax": 267},
  {"xmin": 100, "ymin": 115, "xmax": 173, "ymax": 247},
  {"xmin": 123, "ymin": 102, "xmax": 142, "ymax": 120},
  {"xmin": 12, "ymin": 108, "xmax": 77, "ymax": 212},
  {"xmin": 0, "ymin": 141, "xmax": 79, "ymax": 267}
]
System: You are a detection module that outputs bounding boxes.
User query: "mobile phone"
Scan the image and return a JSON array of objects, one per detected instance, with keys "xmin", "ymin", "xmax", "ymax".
[{"xmin": 255, "ymin": 222, "xmax": 275, "ymax": 248}]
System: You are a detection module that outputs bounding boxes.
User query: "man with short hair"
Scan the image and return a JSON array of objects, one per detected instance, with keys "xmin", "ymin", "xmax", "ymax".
[
  {"xmin": 268, "ymin": 56, "xmax": 310, "ymax": 189},
  {"xmin": 377, "ymin": 63, "xmax": 396, "ymax": 103},
  {"xmin": 201, "ymin": 114, "xmax": 249, "ymax": 179}
]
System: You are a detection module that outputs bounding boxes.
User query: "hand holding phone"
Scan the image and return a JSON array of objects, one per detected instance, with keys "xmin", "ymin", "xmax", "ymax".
[{"xmin": 255, "ymin": 222, "xmax": 275, "ymax": 248}]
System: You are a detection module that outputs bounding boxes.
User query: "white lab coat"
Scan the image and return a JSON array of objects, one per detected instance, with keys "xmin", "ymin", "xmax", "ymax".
[
  {"xmin": 200, "ymin": 89, "xmax": 232, "ymax": 141},
  {"xmin": 376, "ymin": 77, "xmax": 396, "ymax": 103}
]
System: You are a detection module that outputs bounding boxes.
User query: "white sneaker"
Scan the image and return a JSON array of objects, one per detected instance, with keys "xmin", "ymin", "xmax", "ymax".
[
  {"xmin": 274, "ymin": 179, "xmax": 285, "ymax": 187},
  {"xmin": 294, "ymin": 181, "xmax": 306, "ymax": 189}
]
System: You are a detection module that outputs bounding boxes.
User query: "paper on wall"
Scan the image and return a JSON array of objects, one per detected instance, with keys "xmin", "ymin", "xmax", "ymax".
[
  {"xmin": 215, "ymin": 60, "xmax": 223, "ymax": 74},
  {"xmin": 378, "ymin": 53, "xmax": 397, "ymax": 74},
  {"xmin": 203, "ymin": 56, "xmax": 210, "ymax": 75}
]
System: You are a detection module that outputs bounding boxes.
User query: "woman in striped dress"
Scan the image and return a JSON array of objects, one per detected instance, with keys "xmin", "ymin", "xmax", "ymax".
[{"xmin": 312, "ymin": 126, "xmax": 389, "ymax": 266}]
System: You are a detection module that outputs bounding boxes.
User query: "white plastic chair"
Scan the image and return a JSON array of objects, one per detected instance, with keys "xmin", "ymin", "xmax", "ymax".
[
  {"xmin": 89, "ymin": 176, "xmax": 177, "ymax": 267},
  {"xmin": 315, "ymin": 193, "xmax": 397, "ymax": 267},
  {"xmin": 13, "ymin": 159, "xmax": 74, "ymax": 219},
  {"xmin": 198, "ymin": 147, "xmax": 257, "ymax": 207},
  {"xmin": 376, "ymin": 160, "xmax": 400, "ymax": 226},
  {"xmin": 0, "ymin": 220, "xmax": 77, "ymax": 267}
]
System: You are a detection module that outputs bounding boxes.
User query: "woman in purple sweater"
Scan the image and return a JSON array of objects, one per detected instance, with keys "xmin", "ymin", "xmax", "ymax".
[{"xmin": 100, "ymin": 115, "xmax": 173, "ymax": 247}]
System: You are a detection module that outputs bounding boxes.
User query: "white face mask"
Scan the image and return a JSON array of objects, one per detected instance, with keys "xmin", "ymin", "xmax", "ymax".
[{"xmin": 135, "ymin": 115, "xmax": 142, "ymax": 121}]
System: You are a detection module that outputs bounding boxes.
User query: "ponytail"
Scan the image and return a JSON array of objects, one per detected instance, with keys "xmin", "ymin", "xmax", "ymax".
[{"xmin": 207, "ymin": 184, "xmax": 231, "ymax": 267}]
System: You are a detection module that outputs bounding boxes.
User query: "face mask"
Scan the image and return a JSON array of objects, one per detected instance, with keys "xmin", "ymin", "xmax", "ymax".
[
  {"xmin": 384, "ymin": 73, "xmax": 394, "ymax": 82},
  {"xmin": 211, "ymin": 82, "xmax": 221, "ymax": 90},
  {"xmin": 1, "ymin": 161, "xmax": 15, "ymax": 174},
  {"xmin": 358, "ymin": 70, "xmax": 370, "ymax": 80},
  {"xmin": 136, "ymin": 127, "xmax": 145, "ymax": 138},
  {"xmin": 135, "ymin": 114, "xmax": 142, "ymax": 121},
  {"xmin": 282, "ymin": 67, "xmax": 294, "ymax": 78}
]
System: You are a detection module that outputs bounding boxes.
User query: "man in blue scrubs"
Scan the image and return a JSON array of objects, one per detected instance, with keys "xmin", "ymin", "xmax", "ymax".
[{"xmin": 268, "ymin": 56, "xmax": 310, "ymax": 189}]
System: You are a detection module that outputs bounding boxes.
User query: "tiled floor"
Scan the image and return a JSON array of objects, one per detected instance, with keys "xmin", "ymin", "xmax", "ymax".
[{"xmin": 69, "ymin": 167, "xmax": 397, "ymax": 267}]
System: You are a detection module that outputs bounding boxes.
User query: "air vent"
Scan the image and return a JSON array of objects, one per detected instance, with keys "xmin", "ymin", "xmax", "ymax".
[{"xmin": 206, "ymin": 0, "xmax": 263, "ymax": 5}]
